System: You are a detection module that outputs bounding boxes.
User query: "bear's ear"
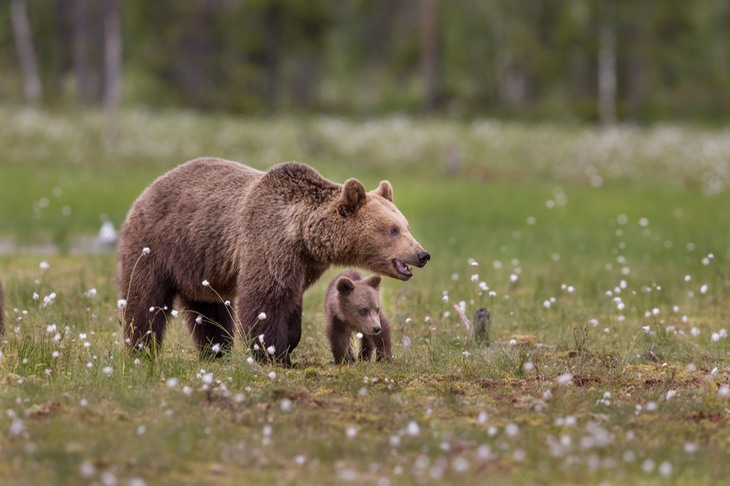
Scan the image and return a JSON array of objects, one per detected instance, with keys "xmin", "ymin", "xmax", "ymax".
[
  {"xmin": 341, "ymin": 178, "xmax": 367, "ymax": 214},
  {"xmin": 373, "ymin": 181, "xmax": 393, "ymax": 202},
  {"xmin": 336, "ymin": 277, "xmax": 356, "ymax": 294},
  {"xmin": 364, "ymin": 274, "xmax": 382, "ymax": 289}
]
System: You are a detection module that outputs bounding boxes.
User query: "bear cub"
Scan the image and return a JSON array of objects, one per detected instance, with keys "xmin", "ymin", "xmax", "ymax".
[{"xmin": 324, "ymin": 269, "xmax": 392, "ymax": 363}]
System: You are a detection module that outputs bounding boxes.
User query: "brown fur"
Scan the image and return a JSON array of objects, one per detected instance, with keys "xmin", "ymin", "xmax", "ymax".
[
  {"xmin": 0, "ymin": 280, "xmax": 4, "ymax": 335},
  {"xmin": 117, "ymin": 157, "xmax": 429, "ymax": 365},
  {"xmin": 324, "ymin": 269, "xmax": 392, "ymax": 363}
]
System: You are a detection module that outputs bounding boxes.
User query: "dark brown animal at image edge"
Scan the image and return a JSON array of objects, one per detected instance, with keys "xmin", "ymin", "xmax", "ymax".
[
  {"xmin": 324, "ymin": 269, "xmax": 392, "ymax": 363},
  {"xmin": 116, "ymin": 157, "xmax": 429, "ymax": 365}
]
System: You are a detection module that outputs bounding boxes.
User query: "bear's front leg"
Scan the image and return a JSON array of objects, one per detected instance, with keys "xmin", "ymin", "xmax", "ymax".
[{"xmin": 238, "ymin": 293, "xmax": 303, "ymax": 367}]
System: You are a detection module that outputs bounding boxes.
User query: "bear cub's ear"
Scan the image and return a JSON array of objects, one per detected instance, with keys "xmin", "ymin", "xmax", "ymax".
[
  {"xmin": 363, "ymin": 274, "xmax": 382, "ymax": 289},
  {"xmin": 341, "ymin": 179, "xmax": 367, "ymax": 214},
  {"xmin": 373, "ymin": 181, "xmax": 393, "ymax": 202},
  {"xmin": 336, "ymin": 277, "xmax": 356, "ymax": 294}
]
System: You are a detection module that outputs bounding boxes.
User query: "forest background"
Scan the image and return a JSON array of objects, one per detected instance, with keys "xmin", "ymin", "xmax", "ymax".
[{"xmin": 4, "ymin": 0, "xmax": 730, "ymax": 124}]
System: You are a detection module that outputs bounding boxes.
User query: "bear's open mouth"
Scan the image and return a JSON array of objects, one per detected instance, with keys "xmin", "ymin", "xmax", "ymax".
[{"xmin": 393, "ymin": 259, "xmax": 413, "ymax": 279}]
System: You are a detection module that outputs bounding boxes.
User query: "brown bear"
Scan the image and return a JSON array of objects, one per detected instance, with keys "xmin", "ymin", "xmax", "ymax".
[
  {"xmin": 117, "ymin": 157, "xmax": 429, "ymax": 366},
  {"xmin": 324, "ymin": 269, "xmax": 392, "ymax": 363}
]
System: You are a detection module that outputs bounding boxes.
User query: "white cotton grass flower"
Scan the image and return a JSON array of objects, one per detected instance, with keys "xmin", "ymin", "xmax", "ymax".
[
  {"xmin": 117, "ymin": 299, "xmax": 127, "ymax": 309},
  {"xmin": 211, "ymin": 343, "xmax": 221, "ymax": 354},
  {"xmin": 202, "ymin": 280, "xmax": 209, "ymax": 287},
  {"xmin": 406, "ymin": 421, "xmax": 420, "ymax": 437},
  {"xmin": 246, "ymin": 356, "xmax": 255, "ymax": 365},
  {"xmin": 556, "ymin": 373, "xmax": 573, "ymax": 385},
  {"xmin": 166, "ymin": 377, "xmax": 179, "ymax": 388},
  {"xmin": 266, "ymin": 345, "xmax": 276, "ymax": 355},
  {"xmin": 258, "ymin": 334, "xmax": 265, "ymax": 343},
  {"xmin": 39, "ymin": 261, "xmax": 50, "ymax": 271},
  {"xmin": 346, "ymin": 426, "xmax": 358, "ymax": 439},
  {"xmin": 195, "ymin": 315, "xmax": 203, "ymax": 324},
  {"xmin": 84, "ymin": 288, "xmax": 97, "ymax": 298},
  {"xmin": 355, "ymin": 332, "xmax": 363, "ymax": 340},
  {"xmin": 142, "ymin": 247, "xmax": 151, "ymax": 255},
  {"xmin": 268, "ymin": 371, "xmax": 277, "ymax": 380},
  {"xmin": 504, "ymin": 423, "xmax": 519, "ymax": 437},
  {"xmin": 170, "ymin": 309, "xmax": 179, "ymax": 317},
  {"xmin": 280, "ymin": 398, "xmax": 293, "ymax": 413},
  {"xmin": 102, "ymin": 366, "xmax": 113, "ymax": 375},
  {"xmin": 258, "ymin": 312, "xmax": 267, "ymax": 320}
]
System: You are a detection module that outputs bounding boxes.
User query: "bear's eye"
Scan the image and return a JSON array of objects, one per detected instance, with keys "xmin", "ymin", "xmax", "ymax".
[
  {"xmin": 359, "ymin": 308, "xmax": 369, "ymax": 317},
  {"xmin": 389, "ymin": 227, "xmax": 400, "ymax": 237}
]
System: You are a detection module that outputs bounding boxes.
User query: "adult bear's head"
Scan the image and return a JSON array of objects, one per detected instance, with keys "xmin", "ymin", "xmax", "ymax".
[{"xmin": 336, "ymin": 178, "xmax": 430, "ymax": 281}]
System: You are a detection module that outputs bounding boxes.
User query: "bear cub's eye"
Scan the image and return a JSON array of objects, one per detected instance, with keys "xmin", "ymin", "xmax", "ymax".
[
  {"xmin": 359, "ymin": 308, "xmax": 369, "ymax": 317},
  {"xmin": 389, "ymin": 227, "xmax": 400, "ymax": 237}
]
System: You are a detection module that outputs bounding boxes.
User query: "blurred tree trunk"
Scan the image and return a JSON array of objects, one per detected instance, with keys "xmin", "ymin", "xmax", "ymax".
[
  {"xmin": 264, "ymin": 2, "xmax": 282, "ymax": 110},
  {"xmin": 104, "ymin": 0, "xmax": 122, "ymax": 145},
  {"xmin": 420, "ymin": 0, "xmax": 439, "ymax": 112},
  {"xmin": 10, "ymin": 0, "xmax": 43, "ymax": 105},
  {"xmin": 626, "ymin": 22, "xmax": 645, "ymax": 122},
  {"xmin": 73, "ymin": 0, "xmax": 92, "ymax": 107},
  {"xmin": 598, "ymin": 1, "xmax": 617, "ymax": 125}
]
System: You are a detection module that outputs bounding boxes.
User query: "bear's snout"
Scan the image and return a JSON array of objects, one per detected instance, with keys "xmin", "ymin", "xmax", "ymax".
[{"xmin": 417, "ymin": 251, "xmax": 431, "ymax": 267}]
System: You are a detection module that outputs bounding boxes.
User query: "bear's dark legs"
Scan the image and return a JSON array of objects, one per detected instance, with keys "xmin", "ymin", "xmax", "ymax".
[
  {"xmin": 374, "ymin": 325, "xmax": 393, "ymax": 362},
  {"xmin": 180, "ymin": 299, "xmax": 235, "ymax": 358},
  {"xmin": 359, "ymin": 336, "xmax": 374, "ymax": 361},
  {"xmin": 121, "ymin": 281, "xmax": 175, "ymax": 354},
  {"xmin": 242, "ymin": 302, "xmax": 302, "ymax": 367},
  {"xmin": 330, "ymin": 324, "xmax": 356, "ymax": 364}
]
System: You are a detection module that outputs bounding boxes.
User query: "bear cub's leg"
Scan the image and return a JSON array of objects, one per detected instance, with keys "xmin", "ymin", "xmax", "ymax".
[
  {"xmin": 329, "ymin": 318, "xmax": 356, "ymax": 364},
  {"xmin": 359, "ymin": 314, "xmax": 392, "ymax": 362}
]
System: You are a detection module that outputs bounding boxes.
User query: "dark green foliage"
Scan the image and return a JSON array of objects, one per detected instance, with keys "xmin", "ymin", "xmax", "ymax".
[{"xmin": 2, "ymin": 1, "xmax": 730, "ymax": 121}]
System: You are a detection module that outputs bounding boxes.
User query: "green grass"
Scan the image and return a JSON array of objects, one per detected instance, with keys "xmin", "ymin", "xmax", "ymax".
[{"xmin": 1, "ymin": 107, "xmax": 730, "ymax": 484}]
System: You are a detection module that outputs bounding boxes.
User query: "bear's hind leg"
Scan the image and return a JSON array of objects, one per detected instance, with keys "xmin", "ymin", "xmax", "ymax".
[{"xmin": 181, "ymin": 299, "xmax": 235, "ymax": 359}]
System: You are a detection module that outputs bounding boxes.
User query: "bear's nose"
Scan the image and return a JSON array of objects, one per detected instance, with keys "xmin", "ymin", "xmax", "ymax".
[
  {"xmin": 373, "ymin": 326, "xmax": 382, "ymax": 335},
  {"xmin": 418, "ymin": 251, "xmax": 431, "ymax": 266}
]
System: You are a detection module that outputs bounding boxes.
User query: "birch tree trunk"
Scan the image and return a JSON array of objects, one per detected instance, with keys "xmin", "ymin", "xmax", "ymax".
[
  {"xmin": 74, "ymin": 0, "xmax": 92, "ymax": 107},
  {"xmin": 10, "ymin": 0, "xmax": 43, "ymax": 105},
  {"xmin": 598, "ymin": 5, "xmax": 617, "ymax": 125},
  {"xmin": 104, "ymin": 0, "xmax": 122, "ymax": 144},
  {"xmin": 420, "ymin": 0, "xmax": 439, "ymax": 112}
]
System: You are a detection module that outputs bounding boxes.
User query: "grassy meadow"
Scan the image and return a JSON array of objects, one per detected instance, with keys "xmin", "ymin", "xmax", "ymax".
[{"xmin": 1, "ymin": 107, "xmax": 730, "ymax": 485}]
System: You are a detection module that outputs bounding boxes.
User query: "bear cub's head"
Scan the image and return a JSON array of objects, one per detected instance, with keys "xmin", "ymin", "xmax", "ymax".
[{"xmin": 335, "ymin": 274, "xmax": 384, "ymax": 336}]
